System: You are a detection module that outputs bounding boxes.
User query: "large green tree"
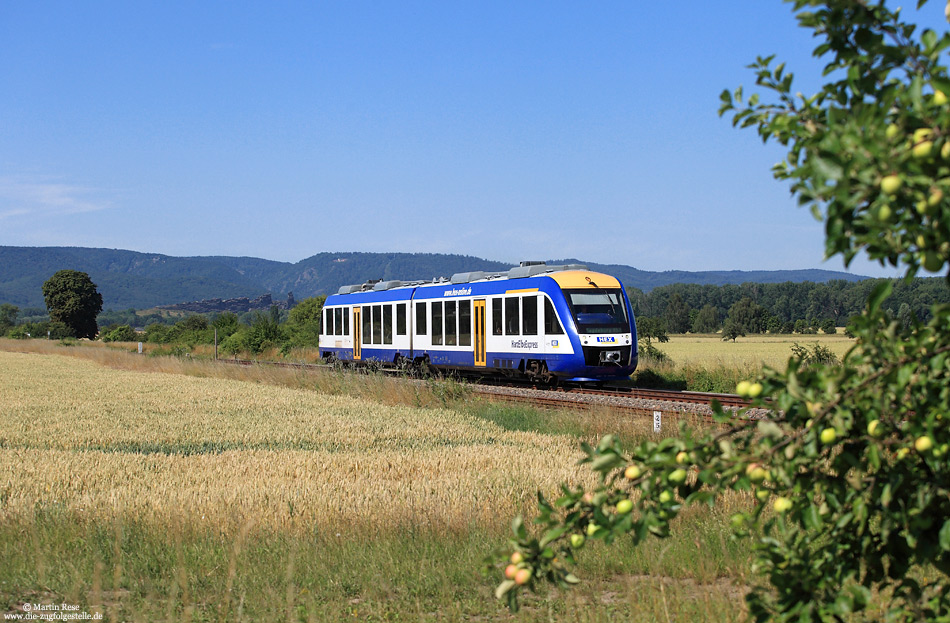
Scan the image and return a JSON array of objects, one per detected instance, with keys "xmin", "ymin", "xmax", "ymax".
[
  {"xmin": 42, "ymin": 270, "xmax": 103, "ymax": 339},
  {"xmin": 490, "ymin": 2, "xmax": 950, "ymax": 621},
  {"xmin": 691, "ymin": 302, "xmax": 720, "ymax": 333}
]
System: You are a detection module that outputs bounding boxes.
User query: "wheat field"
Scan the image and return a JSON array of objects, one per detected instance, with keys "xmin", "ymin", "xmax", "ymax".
[
  {"xmin": 0, "ymin": 350, "xmax": 595, "ymax": 536},
  {"xmin": 658, "ymin": 333, "xmax": 855, "ymax": 369},
  {"xmin": 0, "ymin": 343, "xmax": 752, "ymax": 621}
]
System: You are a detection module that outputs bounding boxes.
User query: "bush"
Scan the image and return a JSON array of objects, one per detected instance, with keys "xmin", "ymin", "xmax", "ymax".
[{"xmin": 101, "ymin": 325, "xmax": 138, "ymax": 343}]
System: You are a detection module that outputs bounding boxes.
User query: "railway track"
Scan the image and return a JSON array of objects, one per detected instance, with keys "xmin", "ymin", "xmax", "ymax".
[{"xmin": 216, "ymin": 357, "xmax": 756, "ymax": 420}]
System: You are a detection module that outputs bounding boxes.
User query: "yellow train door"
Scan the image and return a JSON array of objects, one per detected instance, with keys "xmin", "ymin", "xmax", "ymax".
[
  {"xmin": 474, "ymin": 299, "xmax": 486, "ymax": 367},
  {"xmin": 353, "ymin": 307, "xmax": 362, "ymax": 361}
]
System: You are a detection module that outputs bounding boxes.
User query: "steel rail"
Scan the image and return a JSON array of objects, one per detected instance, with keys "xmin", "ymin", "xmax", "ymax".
[{"xmin": 214, "ymin": 357, "xmax": 750, "ymax": 415}]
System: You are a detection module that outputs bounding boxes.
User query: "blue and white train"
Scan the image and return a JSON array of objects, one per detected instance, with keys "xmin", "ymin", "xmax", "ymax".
[{"xmin": 318, "ymin": 262, "xmax": 637, "ymax": 383}]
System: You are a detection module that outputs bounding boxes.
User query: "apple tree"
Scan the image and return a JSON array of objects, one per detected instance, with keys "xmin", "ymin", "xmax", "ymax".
[{"xmin": 488, "ymin": 2, "xmax": 950, "ymax": 621}]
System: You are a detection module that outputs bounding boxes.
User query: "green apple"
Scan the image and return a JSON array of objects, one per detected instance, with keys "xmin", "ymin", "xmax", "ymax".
[
  {"xmin": 867, "ymin": 419, "xmax": 884, "ymax": 438},
  {"xmin": 880, "ymin": 174, "xmax": 902, "ymax": 195},
  {"xmin": 624, "ymin": 464, "xmax": 642, "ymax": 480},
  {"xmin": 510, "ymin": 551, "xmax": 523, "ymax": 565},
  {"xmin": 570, "ymin": 534, "xmax": 585, "ymax": 549},
  {"xmin": 747, "ymin": 382, "xmax": 763, "ymax": 398},
  {"xmin": 877, "ymin": 204, "xmax": 893, "ymax": 222},
  {"xmin": 669, "ymin": 468, "xmax": 687, "ymax": 484},
  {"xmin": 730, "ymin": 513, "xmax": 746, "ymax": 530},
  {"xmin": 773, "ymin": 497, "xmax": 793, "ymax": 513},
  {"xmin": 915, "ymin": 435, "xmax": 934, "ymax": 452},
  {"xmin": 586, "ymin": 522, "xmax": 600, "ymax": 536},
  {"xmin": 675, "ymin": 451, "xmax": 689, "ymax": 464},
  {"xmin": 514, "ymin": 568, "xmax": 532, "ymax": 585},
  {"xmin": 922, "ymin": 251, "xmax": 944, "ymax": 273},
  {"xmin": 505, "ymin": 564, "xmax": 518, "ymax": 580},
  {"xmin": 896, "ymin": 447, "xmax": 911, "ymax": 460},
  {"xmin": 913, "ymin": 140, "xmax": 934, "ymax": 159},
  {"xmin": 942, "ymin": 141, "xmax": 950, "ymax": 159},
  {"xmin": 736, "ymin": 380, "xmax": 751, "ymax": 396},
  {"xmin": 658, "ymin": 490, "xmax": 673, "ymax": 504},
  {"xmin": 616, "ymin": 499, "xmax": 633, "ymax": 514},
  {"xmin": 820, "ymin": 427, "xmax": 837, "ymax": 444},
  {"xmin": 756, "ymin": 488, "xmax": 770, "ymax": 502},
  {"xmin": 746, "ymin": 464, "xmax": 768, "ymax": 483},
  {"xmin": 929, "ymin": 188, "xmax": 944, "ymax": 206},
  {"xmin": 935, "ymin": 90, "xmax": 948, "ymax": 105},
  {"xmin": 914, "ymin": 127, "xmax": 933, "ymax": 143},
  {"xmin": 886, "ymin": 123, "xmax": 901, "ymax": 139}
]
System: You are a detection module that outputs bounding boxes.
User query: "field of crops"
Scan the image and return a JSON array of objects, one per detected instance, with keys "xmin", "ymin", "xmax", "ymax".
[
  {"xmin": 658, "ymin": 333, "xmax": 854, "ymax": 369},
  {"xmin": 0, "ymin": 342, "xmax": 751, "ymax": 621},
  {"xmin": 0, "ymin": 349, "xmax": 597, "ymax": 534}
]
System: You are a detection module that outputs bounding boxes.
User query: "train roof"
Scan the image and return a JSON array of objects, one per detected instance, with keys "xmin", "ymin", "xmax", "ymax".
[{"xmin": 332, "ymin": 262, "xmax": 621, "ymax": 296}]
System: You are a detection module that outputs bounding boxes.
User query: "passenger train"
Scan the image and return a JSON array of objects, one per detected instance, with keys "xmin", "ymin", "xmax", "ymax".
[{"xmin": 318, "ymin": 262, "xmax": 637, "ymax": 383}]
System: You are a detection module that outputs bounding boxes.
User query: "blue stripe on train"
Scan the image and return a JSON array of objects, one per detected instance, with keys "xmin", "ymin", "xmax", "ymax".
[{"xmin": 320, "ymin": 345, "xmax": 634, "ymax": 380}]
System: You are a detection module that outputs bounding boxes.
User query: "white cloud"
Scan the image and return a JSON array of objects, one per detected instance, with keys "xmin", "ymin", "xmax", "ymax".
[{"xmin": 0, "ymin": 176, "xmax": 111, "ymax": 220}]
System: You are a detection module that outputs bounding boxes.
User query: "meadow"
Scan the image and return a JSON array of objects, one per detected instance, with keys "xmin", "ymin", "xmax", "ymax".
[{"xmin": 0, "ymin": 340, "xmax": 757, "ymax": 621}]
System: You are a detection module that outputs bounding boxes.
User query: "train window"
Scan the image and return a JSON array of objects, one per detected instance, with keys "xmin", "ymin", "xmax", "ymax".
[
  {"xmin": 544, "ymin": 298, "xmax": 564, "ymax": 335},
  {"xmin": 522, "ymin": 296, "xmax": 538, "ymax": 335},
  {"xmin": 459, "ymin": 300, "xmax": 471, "ymax": 346},
  {"xmin": 362, "ymin": 306, "xmax": 371, "ymax": 344},
  {"xmin": 383, "ymin": 304, "xmax": 393, "ymax": 345},
  {"xmin": 492, "ymin": 298, "xmax": 502, "ymax": 336},
  {"xmin": 344, "ymin": 307, "xmax": 350, "ymax": 336},
  {"xmin": 565, "ymin": 290, "xmax": 629, "ymax": 334},
  {"xmin": 372, "ymin": 305, "xmax": 382, "ymax": 344},
  {"xmin": 335, "ymin": 308, "xmax": 344, "ymax": 336},
  {"xmin": 432, "ymin": 301, "xmax": 443, "ymax": 345},
  {"xmin": 416, "ymin": 302, "xmax": 427, "ymax": 335},
  {"xmin": 324, "ymin": 308, "xmax": 331, "ymax": 336},
  {"xmin": 396, "ymin": 303, "xmax": 406, "ymax": 336},
  {"xmin": 505, "ymin": 297, "xmax": 520, "ymax": 335},
  {"xmin": 445, "ymin": 301, "xmax": 457, "ymax": 346}
]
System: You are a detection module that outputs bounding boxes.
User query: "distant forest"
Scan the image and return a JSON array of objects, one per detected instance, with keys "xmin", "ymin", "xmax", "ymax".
[{"xmin": 629, "ymin": 278, "xmax": 949, "ymax": 335}]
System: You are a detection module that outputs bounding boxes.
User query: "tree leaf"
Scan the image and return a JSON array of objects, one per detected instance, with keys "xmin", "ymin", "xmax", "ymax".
[{"xmin": 940, "ymin": 520, "xmax": 950, "ymax": 552}]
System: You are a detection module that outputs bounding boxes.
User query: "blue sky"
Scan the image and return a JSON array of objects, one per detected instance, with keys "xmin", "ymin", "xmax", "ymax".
[{"xmin": 1, "ymin": 2, "xmax": 945, "ymax": 277}]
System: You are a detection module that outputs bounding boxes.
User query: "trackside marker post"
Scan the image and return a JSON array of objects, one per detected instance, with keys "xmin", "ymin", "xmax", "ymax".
[{"xmin": 653, "ymin": 411, "xmax": 661, "ymax": 432}]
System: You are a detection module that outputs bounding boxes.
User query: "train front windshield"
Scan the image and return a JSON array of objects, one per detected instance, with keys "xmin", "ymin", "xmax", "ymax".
[{"xmin": 564, "ymin": 289, "xmax": 630, "ymax": 334}]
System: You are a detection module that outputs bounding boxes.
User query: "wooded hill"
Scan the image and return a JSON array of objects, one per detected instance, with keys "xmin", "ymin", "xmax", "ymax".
[{"xmin": 1, "ymin": 245, "xmax": 869, "ymax": 310}]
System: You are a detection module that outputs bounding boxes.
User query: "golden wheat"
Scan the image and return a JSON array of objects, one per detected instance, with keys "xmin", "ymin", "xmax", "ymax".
[
  {"xmin": 0, "ymin": 350, "xmax": 595, "ymax": 534},
  {"xmin": 657, "ymin": 333, "xmax": 855, "ymax": 369}
]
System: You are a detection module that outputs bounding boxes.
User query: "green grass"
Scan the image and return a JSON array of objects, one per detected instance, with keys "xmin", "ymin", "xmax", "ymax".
[{"xmin": 0, "ymin": 508, "xmax": 750, "ymax": 622}]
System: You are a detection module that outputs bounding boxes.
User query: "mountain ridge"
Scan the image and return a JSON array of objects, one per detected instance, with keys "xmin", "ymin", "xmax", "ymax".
[{"xmin": 0, "ymin": 246, "xmax": 869, "ymax": 310}]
